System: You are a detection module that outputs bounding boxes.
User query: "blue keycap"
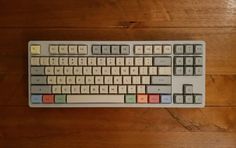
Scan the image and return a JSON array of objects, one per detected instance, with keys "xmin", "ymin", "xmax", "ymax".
[
  {"xmin": 161, "ymin": 95, "xmax": 172, "ymax": 104},
  {"xmin": 31, "ymin": 95, "xmax": 42, "ymax": 104}
]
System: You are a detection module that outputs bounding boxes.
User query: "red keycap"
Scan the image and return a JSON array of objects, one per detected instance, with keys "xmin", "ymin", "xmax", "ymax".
[
  {"xmin": 149, "ymin": 95, "xmax": 160, "ymax": 103},
  {"xmin": 43, "ymin": 95, "xmax": 54, "ymax": 103},
  {"xmin": 137, "ymin": 95, "xmax": 148, "ymax": 103}
]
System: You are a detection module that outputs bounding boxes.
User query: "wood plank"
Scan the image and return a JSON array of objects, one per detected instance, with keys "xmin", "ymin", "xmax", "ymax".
[
  {"xmin": 0, "ymin": 0, "xmax": 236, "ymax": 28},
  {"xmin": 0, "ymin": 107, "xmax": 236, "ymax": 147},
  {"xmin": 0, "ymin": 28, "xmax": 236, "ymax": 74}
]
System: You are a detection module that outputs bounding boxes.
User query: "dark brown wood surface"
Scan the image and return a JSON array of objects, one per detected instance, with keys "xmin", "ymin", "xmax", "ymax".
[{"xmin": 1, "ymin": 0, "xmax": 236, "ymax": 147}]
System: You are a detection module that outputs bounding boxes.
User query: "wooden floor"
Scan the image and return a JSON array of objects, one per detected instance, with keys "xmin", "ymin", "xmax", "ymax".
[{"xmin": 1, "ymin": 0, "xmax": 236, "ymax": 147}]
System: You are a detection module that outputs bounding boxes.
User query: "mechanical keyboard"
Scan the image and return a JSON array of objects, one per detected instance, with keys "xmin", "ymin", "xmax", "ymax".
[{"xmin": 28, "ymin": 41, "xmax": 205, "ymax": 107}]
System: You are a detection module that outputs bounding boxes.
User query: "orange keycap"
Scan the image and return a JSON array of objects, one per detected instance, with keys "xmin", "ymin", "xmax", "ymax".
[
  {"xmin": 149, "ymin": 95, "xmax": 160, "ymax": 103},
  {"xmin": 43, "ymin": 95, "xmax": 54, "ymax": 103},
  {"xmin": 137, "ymin": 95, "xmax": 148, "ymax": 103}
]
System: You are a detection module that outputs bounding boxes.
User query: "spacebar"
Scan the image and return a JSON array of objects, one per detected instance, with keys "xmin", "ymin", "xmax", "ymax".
[{"xmin": 67, "ymin": 95, "xmax": 124, "ymax": 103}]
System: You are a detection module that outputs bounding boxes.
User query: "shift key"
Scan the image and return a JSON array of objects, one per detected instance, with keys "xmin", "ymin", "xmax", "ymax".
[
  {"xmin": 147, "ymin": 85, "xmax": 171, "ymax": 94},
  {"xmin": 31, "ymin": 86, "xmax": 52, "ymax": 94}
]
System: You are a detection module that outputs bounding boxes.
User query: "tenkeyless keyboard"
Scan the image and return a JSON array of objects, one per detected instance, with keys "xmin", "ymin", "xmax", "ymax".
[{"xmin": 28, "ymin": 41, "xmax": 205, "ymax": 108}]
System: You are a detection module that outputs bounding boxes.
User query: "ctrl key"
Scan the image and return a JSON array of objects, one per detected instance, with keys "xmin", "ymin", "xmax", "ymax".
[{"xmin": 31, "ymin": 95, "xmax": 42, "ymax": 104}]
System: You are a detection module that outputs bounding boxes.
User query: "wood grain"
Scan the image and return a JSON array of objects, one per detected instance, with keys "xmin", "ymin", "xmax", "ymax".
[{"xmin": 0, "ymin": 0, "xmax": 236, "ymax": 147}]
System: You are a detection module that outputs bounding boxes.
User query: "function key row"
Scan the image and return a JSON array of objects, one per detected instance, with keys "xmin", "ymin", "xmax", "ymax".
[
  {"xmin": 134, "ymin": 45, "xmax": 172, "ymax": 55},
  {"xmin": 174, "ymin": 44, "xmax": 203, "ymax": 55},
  {"xmin": 49, "ymin": 45, "xmax": 88, "ymax": 55},
  {"xmin": 92, "ymin": 45, "xmax": 130, "ymax": 55}
]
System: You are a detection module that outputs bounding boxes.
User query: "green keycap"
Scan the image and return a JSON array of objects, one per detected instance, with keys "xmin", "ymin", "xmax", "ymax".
[
  {"xmin": 125, "ymin": 95, "xmax": 136, "ymax": 103},
  {"xmin": 55, "ymin": 95, "xmax": 66, "ymax": 103}
]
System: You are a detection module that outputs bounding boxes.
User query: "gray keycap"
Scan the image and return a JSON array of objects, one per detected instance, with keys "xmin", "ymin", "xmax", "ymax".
[
  {"xmin": 31, "ymin": 67, "xmax": 45, "ymax": 75},
  {"xmin": 174, "ymin": 67, "xmax": 184, "ymax": 75},
  {"xmin": 121, "ymin": 45, "xmax": 130, "ymax": 55},
  {"xmin": 147, "ymin": 85, "xmax": 171, "ymax": 94},
  {"xmin": 195, "ymin": 45, "xmax": 203, "ymax": 54},
  {"xmin": 31, "ymin": 76, "xmax": 47, "ymax": 84},
  {"xmin": 174, "ymin": 45, "xmax": 184, "ymax": 54},
  {"xmin": 31, "ymin": 86, "xmax": 52, "ymax": 94},
  {"xmin": 194, "ymin": 94, "xmax": 202, "ymax": 104},
  {"xmin": 174, "ymin": 57, "xmax": 184, "ymax": 65},
  {"xmin": 194, "ymin": 67, "xmax": 202, "ymax": 75},
  {"xmin": 185, "ymin": 67, "xmax": 193, "ymax": 75},
  {"xmin": 92, "ymin": 45, "xmax": 101, "ymax": 55},
  {"xmin": 184, "ymin": 95, "xmax": 193, "ymax": 103},
  {"xmin": 111, "ymin": 45, "xmax": 120, "ymax": 54},
  {"xmin": 185, "ymin": 45, "xmax": 194, "ymax": 54},
  {"xmin": 151, "ymin": 76, "xmax": 171, "ymax": 84},
  {"xmin": 102, "ymin": 45, "xmax": 111, "ymax": 54},
  {"xmin": 174, "ymin": 94, "xmax": 184, "ymax": 104},
  {"xmin": 194, "ymin": 57, "xmax": 202, "ymax": 65},
  {"xmin": 185, "ymin": 57, "xmax": 193, "ymax": 65},
  {"xmin": 154, "ymin": 57, "xmax": 171, "ymax": 66},
  {"xmin": 183, "ymin": 84, "xmax": 193, "ymax": 94}
]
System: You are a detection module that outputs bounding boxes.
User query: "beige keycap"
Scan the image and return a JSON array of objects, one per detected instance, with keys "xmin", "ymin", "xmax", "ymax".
[
  {"xmin": 88, "ymin": 57, "xmax": 97, "ymax": 66},
  {"xmin": 50, "ymin": 57, "xmax": 59, "ymax": 65},
  {"xmin": 142, "ymin": 76, "xmax": 150, "ymax": 84},
  {"xmin": 159, "ymin": 67, "xmax": 172, "ymax": 75},
  {"xmin": 114, "ymin": 76, "xmax": 122, "ymax": 84},
  {"xmin": 134, "ymin": 45, "xmax": 143, "ymax": 54},
  {"xmin": 100, "ymin": 85, "xmax": 108, "ymax": 94},
  {"xmin": 64, "ymin": 67, "xmax": 73, "ymax": 75},
  {"xmin": 105, "ymin": 76, "xmax": 113, "ymax": 84},
  {"xmin": 83, "ymin": 67, "xmax": 92, "ymax": 75},
  {"xmin": 49, "ymin": 45, "xmax": 59, "ymax": 54},
  {"xmin": 154, "ymin": 45, "xmax": 162, "ymax": 54},
  {"xmin": 57, "ymin": 76, "xmax": 66, "ymax": 84},
  {"xmin": 40, "ymin": 57, "xmax": 49, "ymax": 65},
  {"xmin": 93, "ymin": 67, "xmax": 102, "ymax": 75},
  {"xmin": 74, "ymin": 67, "xmax": 83, "ymax": 75},
  {"xmin": 62, "ymin": 85, "xmax": 71, "ymax": 93},
  {"xmin": 55, "ymin": 67, "xmax": 63, "ymax": 75},
  {"xmin": 67, "ymin": 76, "xmax": 76, "ymax": 84},
  {"xmin": 31, "ymin": 45, "xmax": 41, "ymax": 55},
  {"xmin": 71, "ymin": 85, "xmax": 80, "ymax": 94},
  {"xmin": 81, "ymin": 85, "xmax": 90, "ymax": 94},
  {"xmin": 121, "ymin": 67, "xmax": 129, "ymax": 75},
  {"xmin": 59, "ymin": 57, "xmax": 68, "ymax": 65},
  {"xmin": 76, "ymin": 76, "xmax": 85, "ymax": 84},
  {"xmin": 78, "ymin": 45, "xmax": 88, "ymax": 55},
  {"xmin": 144, "ymin": 57, "xmax": 152, "ymax": 66},
  {"xmin": 116, "ymin": 57, "xmax": 125, "ymax": 66},
  {"xmin": 137, "ymin": 85, "xmax": 146, "ymax": 93},
  {"xmin": 45, "ymin": 67, "xmax": 54, "ymax": 75},
  {"xmin": 109, "ymin": 85, "xmax": 118, "ymax": 94},
  {"xmin": 163, "ymin": 45, "xmax": 172, "ymax": 54},
  {"xmin": 78, "ymin": 57, "xmax": 87, "ymax": 66},
  {"xmin": 111, "ymin": 67, "xmax": 120, "ymax": 75},
  {"xmin": 149, "ymin": 67, "xmax": 158, "ymax": 75},
  {"xmin": 144, "ymin": 45, "xmax": 153, "ymax": 54},
  {"xmin": 86, "ymin": 76, "xmax": 94, "ymax": 84},
  {"xmin": 139, "ymin": 67, "xmax": 148, "ymax": 75},
  {"xmin": 95, "ymin": 76, "xmax": 103, "ymax": 84},
  {"xmin": 102, "ymin": 67, "xmax": 111, "ymax": 75},
  {"xmin": 130, "ymin": 67, "xmax": 138, "ymax": 75},
  {"xmin": 135, "ymin": 57, "xmax": 143, "ymax": 66},
  {"xmin": 47, "ymin": 76, "xmax": 57, "ymax": 84},
  {"xmin": 128, "ymin": 85, "xmax": 136, "ymax": 93},
  {"xmin": 59, "ymin": 45, "xmax": 68, "ymax": 54},
  {"xmin": 69, "ymin": 45, "xmax": 78, "ymax": 54},
  {"xmin": 97, "ymin": 57, "xmax": 106, "ymax": 66},
  {"xmin": 69, "ymin": 57, "xmax": 78, "ymax": 66},
  {"xmin": 90, "ymin": 85, "xmax": 99, "ymax": 94},
  {"xmin": 107, "ymin": 57, "xmax": 115, "ymax": 66},
  {"xmin": 132, "ymin": 76, "xmax": 141, "ymax": 84},
  {"xmin": 123, "ymin": 76, "xmax": 131, "ymax": 84},
  {"xmin": 31, "ymin": 57, "xmax": 40, "ymax": 65},
  {"xmin": 118, "ymin": 85, "xmax": 127, "ymax": 94},
  {"xmin": 52, "ymin": 85, "xmax": 61, "ymax": 94},
  {"xmin": 125, "ymin": 57, "xmax": 134, "ymax": 66}
]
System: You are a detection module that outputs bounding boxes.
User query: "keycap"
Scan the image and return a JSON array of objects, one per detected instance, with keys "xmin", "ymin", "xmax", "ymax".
[
  {"xmin": 31, "ymin": 95, "xmax": 42, "ymax": 104},
  {"xmin": 185, "ymin": 67, "xmax": 193, "ymax": 75},
  {"xmin": 55, "ymin": 95, "xmax": 66, "ymax": 103},
  {"xmin": 92, "ymin": 45, "xmax": 101, "ymax": 55},
  {"xmin": 67, "ymin": 95, "xmax": 124, "ymax": 103},
  {"xmin": 153, "ymin": 45, "xmax": 162, "ymax": 54},
  {"xmin": 30, "ymin": 45, "xmax": 41, "ymax": 54},
  {"xmin": 121, "ymin": 45, "xmax": 130, "ymax": 55},
  {"xmin": 174, "ymin": 94, "xmax": 184, "ymax": 104},
  {"xmin": 31, "ymin": 76, "xmax": 47, "ymax": 84},
  {"xmin": 185, "ymin": 45, "xmax": 194, "ymax": 54},
  {"xmin": 102, "ymin": 45, "xmax": 111, "ymax": 54},
  {"xmin": 151, "ymin": 76, "xmax": 171, "ymax": 84},
  {"xmin": 78, "ymin": 45, "xmax": 88, "ymax": 54},
  {"xmin": 111, "ymin": 45, "xmax": 120, "ymax": 54},
  {"xmin": 31, "ymin": 67, "xmax": 45, "ymax": 75},
  {"xmin": 158, "ymin": 67, "xmax": 172, "ymax": 75},
  {"xmin": 137, "ymin": 95, "xmax": 148, "ymax": 103},
  {"xmin": 185, "ymin": 57, "xmax": 193, "ymax": 65},
  {"xmin": 184, "ymin": 95, "xmax": 193, "ymax": 103},
  {"xmin": 43, "ymin": 95, "xmax": 54, "ymax": 103},
  {"xmin": 125, "ymin": 95, "xmax": 136, "ymax": 103},
  {"xmin": 144, "ymin": 45, "xmax": 152, "ymax": 54},
  {"xmin": 31, "ymin": 57, "xmax": 40, "ymax": 65},
  {"xmin": 31, "ymin": 86, "xmax": 52, "ymax": 94},
  {"xmin": 59, "ymin": 45, "xmax": 68, "ymax": 54},
  {"xmin": 183, "ymin": 84, "xmax": 193, "ymax": 94},
  {"xmin": 194, "ymin": 57, "xmax": 202, "ymax": 65},
  {"xmin": 195, "ymin": 45, "xmax": 203, "ymax": 54},
  {"xmin": 154, "ymin": 57, "xmax": 171, "ymax": 66},
  {"xmin": 134, "ymin": 45, "xmax": 143, "ymax": 54},
  {"xmin": 174, "ymin": 67, "xmax": 184, "ymax": 76},
  {"xmin": 194, "ymin": 67, "xmax": 202, "ymax": 75},
  {"xmin": 49, "ymin": 45, "xmax": 59, "ymax": 54},
  {"xmin": 68, "ymin": 45, "xmax": 78, "ymax": 54},
  {"xmin": 194, "ymin": 94, "xmax": 202, "ymax": 104},
  {"xmin": 147, "ymin": 85, "xmax": 171, "ymax": 94},
  {"xmin": 174, "ymin": 57, "xmax": 184, "ymax": 66},
  {"xmin": 163, "ymin": 45, "xmax": 172, "ymax": 54},
  {"xmin": 149, "ymin": 95, "xmax": 160, "ymax": 103},
  {"xmin": 174, "ymin": 45, "xmax": 184, "ymax": 54},
  {"xmin": 161, "ymin": 95, "xmax": 172, "ymax": 103}
]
